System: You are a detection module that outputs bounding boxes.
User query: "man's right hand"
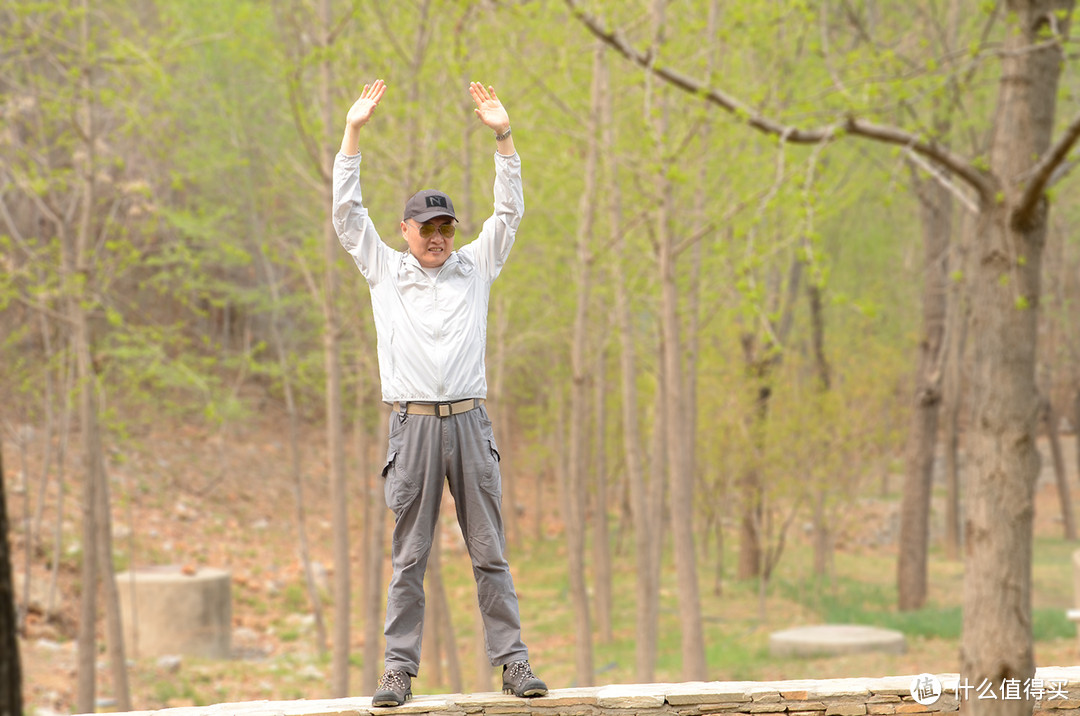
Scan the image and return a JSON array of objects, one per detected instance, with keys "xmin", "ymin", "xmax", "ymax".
[
  {"xmin": 341, "ymin": 79, "xmax": 386, "ymax": 155},
  {"xmin": 346, "ymin": 79, "xmax": 387, "ymax": 129}
]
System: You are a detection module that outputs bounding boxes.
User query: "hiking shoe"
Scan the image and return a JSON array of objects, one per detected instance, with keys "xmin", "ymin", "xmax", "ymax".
[
  {"xmin": 373, "ymin": 669, "xmax": 412, "ymax": 707},
  {"xmin": 502, "ymin": 659, "xmax": 548, "ymax": 697}
]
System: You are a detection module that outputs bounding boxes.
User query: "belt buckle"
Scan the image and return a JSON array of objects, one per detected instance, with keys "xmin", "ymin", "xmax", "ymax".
[{"xmin": 436, "ymin": 402, "xmax": 453, "ymax": 418}]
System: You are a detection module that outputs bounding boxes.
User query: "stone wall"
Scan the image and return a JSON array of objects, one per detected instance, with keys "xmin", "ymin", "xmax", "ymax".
[{"xmin": 91, "ymin": 667, "xmax": 1080, "ymax": 716}]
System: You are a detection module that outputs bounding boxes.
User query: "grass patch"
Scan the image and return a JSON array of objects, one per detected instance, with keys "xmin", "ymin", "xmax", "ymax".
[
  {"xmin": 150, "ymin": 676, "xmax": 202, "ymax": 707},
  {"xmin": 1032, "ymin": 608, "xmax": 1075, "ymax": 640},
  {"xmin": 773, "ymin": 575, "xmax": 961, "ymax": 638},
  {"xmin": 774, "ymin": 573, "xmax": 1075, "ymax": 642},
  {"xmin": 1032, "ymin": 537, "xmax": 1077, "ymax": 608}
]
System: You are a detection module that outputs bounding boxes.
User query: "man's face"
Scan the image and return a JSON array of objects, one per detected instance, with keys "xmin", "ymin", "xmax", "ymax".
[{"xmin": 401, "ymin": 215, "xmax": 455, "ymax": 268}]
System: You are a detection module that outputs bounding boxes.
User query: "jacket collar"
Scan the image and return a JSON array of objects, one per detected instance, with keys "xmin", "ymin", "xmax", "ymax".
[{"xmin": 401, "ymin": 250, "xmax": 465, "ymax": 275}]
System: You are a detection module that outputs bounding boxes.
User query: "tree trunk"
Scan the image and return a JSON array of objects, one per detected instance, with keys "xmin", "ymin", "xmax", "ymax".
[
  {"xmin": 439, "ymin": 592, "xmax": 463, "ymax": 694},
  {"xmin": 737, "ymin": 285, "xmax": 797, "ymax": 582},
  {"xmin": 809, "ymin": 282, "xmax": 833, "ymax": 577},
  {"xmin": 47, "ymin": 355, "xmax": 75, "ymax": 617},
  {"xmin": 682, "ymin": 0, "xmax": 719, "ymax": 614},
  {"xmin": 427, "ymin": 535, "xmax": 462, "ymax": 693},
  {"xmin": 737, "ymin": 460, "xmax": 763, "ymax": 580},
  {"xmin": 1043, "ymin": 399, "xmax": 1076, "ymax": 540},
  {"xmin": 1, "ymin": 441, "xmax": 23, "ymax": 716},
  {"xmin": 812, "ymin": 491, "xmax": 830, "ymax": 578},
  {"xmin": 713, "ymin": 505, "xmax": 725, "ymax": 596},
  {"xmin": 565, "ymin": 41, "xmax": 603, "ymax": 688},
  {"xmin": 361, "ymin": 386, "xmax": 386, "ymax": 694},
  {"xmin": 320, "ymin": 0, "xmax": 350, "ymax": 696},
  {"xmin": 897, "ymin": 174, "xmax": 951, "ymax": 611},
  {"xmin": 258, "ymin": 244, "xmax": 328, "ymax": 655},
  {"xmin": 659, "ymin": 157, "xmax": 707, "ymax": 681},
  {"xmin": 647, "ymin": 366, "xmax": 667, "ymax": 650},
  {"xmin": 424, "ymin": 538, "xmax": 444, "ymax": 687},
  {"xmin": 16, "ymin": 429, "xmax": 32, "ymax": 635},
  {"xmin": 533, "ymin": 469, "xmax": 544, "ymax": 545},
  {"xmin": 30, "ymin": 313, "xmax": 58, "ymax": 576},
  {"xmin": 602, "ymin": 51, "xmax": 657, "ymax": 682},
  {"xmin": 95, "ymin": 456, "xmax": 131, "ymax": 711},
  {"xmin": 1074, "ymin": 388, "xmax": 1080, "ymax": 486},
  {"xmin": 325, "ymin": 149, "xmax": 350, "ymax": 699},
  {"xmin": 592, "ymin": 348, "xmax": 613, "ymax": 645},
  {"xmin": 74, "ymin": 300, "xmax": 100, "ymax": 713},
  {"xmin": 738, "ymin": 259, "xmax": 802, "ymax": 586},
  {"xmin": 560, "ymin": 376, "xmax": 594, "ymax": 687},
  {"xmin": 473, "ymin": 603, "xmax": 490, "ymax": 692},
  {"xmin": 963, "ymin": 200, "xmax": 1042, "ymax": 716},
  {"xmin": 73, "ymin": 6, "xmax": 101, "ymax": 706},
  {"xmin": 491, "ymin": 298, "xmax": 518, "ymax": 550},
  {"xmin": 961, "ymin": 6, "xmax": 1070, "ymax": 711},
  {"xmin": 647, "ymin": 0, "xmax": 706, "ymax": 679},
  {"xmin": 942, "ymin": 233, "xmax": 969, "ymax": 562},
  {"xmin": 71, "ymin": 19, "xmax": 132, "ymax": 697}
]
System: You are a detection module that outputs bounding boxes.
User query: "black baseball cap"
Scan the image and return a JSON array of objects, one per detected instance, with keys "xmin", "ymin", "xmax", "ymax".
[{"xmin": 403, "ymin": 189, "xmax": 457, "ymax": 223}]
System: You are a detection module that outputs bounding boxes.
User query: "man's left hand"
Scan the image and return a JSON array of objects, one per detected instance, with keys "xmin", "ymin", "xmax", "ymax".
[{"xmin": 470, "ymin": 82, "xmax": 510, "ymax": 135}]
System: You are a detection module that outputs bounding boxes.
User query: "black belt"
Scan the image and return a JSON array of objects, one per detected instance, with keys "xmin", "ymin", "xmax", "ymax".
[{"xmin": 392, "ymin": 398, "xmax": 484, "ymax": 418}]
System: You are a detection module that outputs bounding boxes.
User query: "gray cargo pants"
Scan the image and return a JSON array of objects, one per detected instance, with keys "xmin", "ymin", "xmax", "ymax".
[{"xmin": 381, "ymin": 404, "xmax": 528, "ymax": 677}]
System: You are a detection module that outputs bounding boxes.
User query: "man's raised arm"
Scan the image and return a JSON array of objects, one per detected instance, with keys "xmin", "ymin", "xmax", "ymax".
[
  {"xmin": 470, "ymin": 82, "xmax": 516, "ymax": 157},
  {"xmin": 462, "ymin": 82, "xmax": 523, "ymax": 281},
  {"xmin": 333, "ymin": 79, "xmax": 389, "ymax": 285},
  {"xmin": 340, "ymin": 79, "xmax": 387, "ymax": 156}
]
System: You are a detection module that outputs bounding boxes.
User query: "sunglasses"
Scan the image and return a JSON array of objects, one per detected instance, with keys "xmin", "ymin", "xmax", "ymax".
[{"xmin": 412, "ymin": 221, "xmax": 456, "ymax": 240}]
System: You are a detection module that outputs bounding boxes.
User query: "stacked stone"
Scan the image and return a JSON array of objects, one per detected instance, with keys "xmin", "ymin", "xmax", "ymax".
[
  {"xmin": 78, "ymin": 666, "xmax": 1080, "ymax": 716},
  {"xmin": 643, "ymin": 678, "xmax": 957, "ymax": 716}
]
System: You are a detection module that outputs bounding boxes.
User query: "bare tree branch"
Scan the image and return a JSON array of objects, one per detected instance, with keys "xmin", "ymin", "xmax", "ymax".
[
  {"xmin": 673, "ymin": 222, "xmax": 714, "ymax": 258},
  {"xmin": 326, "ymin": 0, "xmax": 363, "ymax": 45},
  {"xmin": 286, "ymin": 67, "xmax": 328, "ymax": 183},
  {"xmin": 1047, "ymin": 158, "xmax": 1080, "ymax": 189},
  {"xmin": 3, "ymin": 168, "xmax": 65, "ymax": 231},
  {"xmin": 563, "ymin": 0, "xmax": 995, "ymax": 202},
  {"xmin": 1016, "ymin": 108, "xmax": 1080, "ymax": 221},
  {"xmin": 904, "ymin": 147, "xmax": 979, "ymax": 215},
  {"xmin": 14, "ymin": 295, "xmax": 74, "ymax": 326},
  {"xmin": 0, "ymin": 186, "xmax": 32, "ymax": 255}
]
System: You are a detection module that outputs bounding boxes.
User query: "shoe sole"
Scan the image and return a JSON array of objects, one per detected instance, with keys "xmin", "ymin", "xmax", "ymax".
[
  {"xmin": 373, "ymin": 694, "xmax": 412, "ymax": 707},
  {"xmin": 503, "ymin": 687, "xmax": 548, "ymax": 697}
]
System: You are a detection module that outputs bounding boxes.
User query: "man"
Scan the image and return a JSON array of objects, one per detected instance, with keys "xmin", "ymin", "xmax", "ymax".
[{"xmin": 332, "ymin": 79, "xmax": 547, "ymax": 707}]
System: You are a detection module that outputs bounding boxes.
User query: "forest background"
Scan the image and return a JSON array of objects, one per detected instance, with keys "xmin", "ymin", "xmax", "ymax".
[{"xmin": 3, "ymin": 1, "xmax": 1080, "ymax": 715}]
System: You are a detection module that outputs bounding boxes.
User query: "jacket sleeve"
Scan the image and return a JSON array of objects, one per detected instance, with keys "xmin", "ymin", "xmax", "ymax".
[
  {"xmin": 332, "ymin": 151, "xmax": 392, "ymax": 286},
  {"xmin": 461, "ymin": 151, "xmax": 523, "ymax": 282}
]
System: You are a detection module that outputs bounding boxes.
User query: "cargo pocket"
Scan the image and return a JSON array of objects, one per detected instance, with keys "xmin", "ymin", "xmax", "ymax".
[
  {"xmin": 383, "ymin": 419, "xmax": 419, "ymax": 516},
  {"xmin": 477, "ymin": 417, "xmax": 502, "ymax": 500}
]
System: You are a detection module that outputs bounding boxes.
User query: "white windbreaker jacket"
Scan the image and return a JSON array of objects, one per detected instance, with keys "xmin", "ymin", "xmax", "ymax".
[{"xmin": 332, "ymin": 150, "xmax": 524, "ymax": 403}]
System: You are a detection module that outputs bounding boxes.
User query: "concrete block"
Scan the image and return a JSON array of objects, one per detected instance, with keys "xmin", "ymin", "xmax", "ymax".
[
  {"xmin": 769, "ymin": 626, "xmax": 905, "ymax": 659},
  {"xmin": 117, "ymin": 566, "xmax": 232, "ymax": 659}
]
